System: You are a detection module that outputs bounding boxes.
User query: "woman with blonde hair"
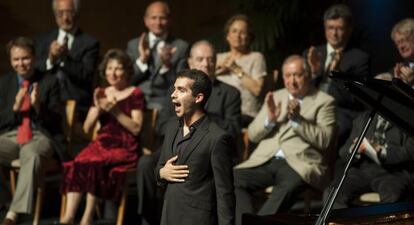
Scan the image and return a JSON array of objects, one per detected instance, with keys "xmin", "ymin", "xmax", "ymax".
[{"xmin": 216, "ymin": 14, "xmax": 267, "ymax": 127}]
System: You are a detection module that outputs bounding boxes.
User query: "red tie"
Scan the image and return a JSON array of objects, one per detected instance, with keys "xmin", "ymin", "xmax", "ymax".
[{"xmin": 16, "ymin": 80, "xmax": 32, "ymax": 145}]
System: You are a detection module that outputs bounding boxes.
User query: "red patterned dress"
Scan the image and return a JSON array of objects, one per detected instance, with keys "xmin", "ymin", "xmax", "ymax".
[{"xmin": 61, "ymin": 88, "xmax": 144, "ymax": 199}]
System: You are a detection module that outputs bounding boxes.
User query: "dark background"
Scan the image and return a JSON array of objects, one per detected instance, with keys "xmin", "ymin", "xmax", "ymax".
[{"xmin": 1, "ymin": 0, "xmax": 414, "ymax": 79}]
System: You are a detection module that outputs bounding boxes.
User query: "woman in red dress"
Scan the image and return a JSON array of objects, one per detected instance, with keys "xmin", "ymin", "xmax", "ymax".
[{"xmin": 60, "ymin": 49, "xmax": 144, "ymax": 225}]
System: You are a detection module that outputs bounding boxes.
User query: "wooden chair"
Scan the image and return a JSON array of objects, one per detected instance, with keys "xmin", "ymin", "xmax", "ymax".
[
  {"xmin": 60, "ymin": 108, "xmax": 158, "ymax": 225},
  {"xmin": 116, "ymin": 108, "xmax": 158, "ymax": 225},
  {"xmin": 9, "ymin": 99, "xmax": 76, "ymax": 225}
]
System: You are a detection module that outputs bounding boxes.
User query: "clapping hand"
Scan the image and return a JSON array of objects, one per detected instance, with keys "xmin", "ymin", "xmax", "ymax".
[
  {"xmin": 266, "ymin": 92, "xmax": 281, "ymax": 123},
  {"xmin": 215, "ymin": 54, "xmax": 235, "ymax": 76},
  {"xmin": 394, "ymin": 62, "xmax": 414, "ymax": 84},
  {"xmin": 138, "ymin": 32, "xmax": 150, "ymax": 63},
  {"xmin": 307, "ymin": 46, "xmax": 322, "ymax": 78},
  {"xmin": 98, "ymin": 95, "xmax": 117, "ymax": 113},
  {"xmin": 93, "ymin": 87, "xmax": 105, "ymax": 108},
  {"xmin": 353, "ymin": 138, "xmax": 366, "ymax": 153},
  {"xmin": 30, "ymin": 83, "xmax": 40, "ymax": 112},
  {"xmin": 158, "ymin": 42, "xmax": 177, "ymax": 68},
  {"xmin": 48, "ymin": 40, "xmax": 68, "ymax": 64},
  {"xmin": 93, "ymin": 87, "xmax": 117, "ymax": 112},
  {"xmin": 13, "ymin": 85, "xmax": 29, "ymax": 112}
]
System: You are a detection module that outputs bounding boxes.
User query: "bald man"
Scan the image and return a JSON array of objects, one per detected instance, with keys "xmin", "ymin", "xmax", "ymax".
[{"xmin": 126, "ymin": 1, "xmax": 189, "ymax": 111}]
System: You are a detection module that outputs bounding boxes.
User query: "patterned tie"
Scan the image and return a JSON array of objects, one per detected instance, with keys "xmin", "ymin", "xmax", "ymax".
[
  {"xmin": 328, "ymin": 49, "xmax": 342, "ymax": 72},
  {"xmin": 371, "ymin": 116, "xmax": 389, "ymax": 146},
  {"xmin": 16, "ymin": 80, "xmax": 33, "ymax": 144},
  {"xmin": 320, "ymin": 50, "xmax": 342, "ymax": 92},
  {"xmin": 63, "ymin": 34, "xmax": 69, "ymax": 48}
]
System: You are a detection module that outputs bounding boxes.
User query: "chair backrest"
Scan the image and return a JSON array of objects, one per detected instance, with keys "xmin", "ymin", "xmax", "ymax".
[
  {"xmin": 140, "ymin": 108, "xmax": 158, "ymax": 152},
  {"xmin": 90, "ymin": 122, "xmax": 100, "ymax": 141}
]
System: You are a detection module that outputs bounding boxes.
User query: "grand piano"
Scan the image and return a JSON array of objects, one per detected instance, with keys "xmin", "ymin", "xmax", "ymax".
[{"xmin": 242, "ymin": 201, "xmax": 414, "ymax": 225}]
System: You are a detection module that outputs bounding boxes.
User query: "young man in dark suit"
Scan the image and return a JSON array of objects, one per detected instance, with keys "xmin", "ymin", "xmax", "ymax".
[
  {"xmin": 0, "ymin": 37, "xmax": 62, "ymax": 225},
  {"xmin": 136, "ymin": 41, "xmax": 241, "ymax": 225},
  {"xmin": 304, "ymin": 4, "xmax": 370, "ymax": 148},
  {"xmin": 34, "ymin": 0, "xmax": 100, "ymax": 116},
  {"xmin": 155, "ymin": 69, "xmax": 235, "ymax": 225}
]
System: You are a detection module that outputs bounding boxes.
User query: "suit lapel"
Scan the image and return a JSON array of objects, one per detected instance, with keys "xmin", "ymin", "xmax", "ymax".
[
  {"xmin": 319, "ymin": 45, "xmax": 328, "ymax": 75},
  {"xmin": 205, "ymin": 81, "xmax": 221, "ymax": 109},
  {"xmin": 178, "ymin": 117, "xmax": 209, "ymax": 164},
  {"xmin": 69, "ymin": 29, "xmax": 82, "ymax": 56},
  {"xmin": 300, "ymin": 88, "xmax": 317, "ymax": 114},
  {"xmin": 11, "ymin": 73, "xmax": 19, "ymax": 97},
  {"xmin": 167, "ymin": 123, "xmax": 180, "ymax": 156},
  {"xmin": 275, "ymin": 90, "xmax": 291, "ymax": 140}
]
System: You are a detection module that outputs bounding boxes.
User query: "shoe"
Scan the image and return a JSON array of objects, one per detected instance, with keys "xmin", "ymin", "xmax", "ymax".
[{"xmin": 1, "ymin": 218, "xmax": 16, "ymax": 225}]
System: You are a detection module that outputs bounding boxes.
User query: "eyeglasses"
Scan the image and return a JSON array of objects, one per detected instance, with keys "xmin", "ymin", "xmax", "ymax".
[{"xmin": 55, "ymin": 10, "xmax": 75, "ymax": 17}]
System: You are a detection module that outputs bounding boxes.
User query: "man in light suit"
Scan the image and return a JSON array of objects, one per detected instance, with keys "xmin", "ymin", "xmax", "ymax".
[
  {"xmin": 305, "ymin": 4, "xmax": 370, "ymax": 148},
  {"xmin": 0, "ymin": 37, "xmax": 62, "ymax": 225},
  {"xmin": 155, "ymin": 69, "xmax": 235, "ymax": 225},
  {"xmin": 34, "ymin": 0, "xmax": 100, "ymax": 118},
  {"xmin": 126, "ymin": 1, "xmax": 189, "ymax": 110},
  {"xmin": 233, "ymin": 55, "xmax": 336, "ymax": 225}
]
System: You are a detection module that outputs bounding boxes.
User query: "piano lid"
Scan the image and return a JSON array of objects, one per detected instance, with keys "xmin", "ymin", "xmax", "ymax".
[{"xmin": 330, "ymin": 71, "xmax": 414, "ymax": 137}]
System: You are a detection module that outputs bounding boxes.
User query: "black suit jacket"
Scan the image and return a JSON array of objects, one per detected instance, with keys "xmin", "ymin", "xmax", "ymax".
[
  {"xmin": 205, "ymin": 79, "xmax": 242, "ymax": 138},
  {"xmin": 0, "ymin": 71, "xmax": 63, "ymax": 148},
  {"xmin": 339, "ymin": 112, "xmax": 414, "ymax": 173},
  {"xmin": 156, "ymin": 79, "xmax": 242, "ymax": 139},
  {"xmin": 34, "ymin": 29, "xmax": 100, "ymax": 111},
  {"xmin": 155, "ymin": 116, "xmax": 235, "ymax": 225}
]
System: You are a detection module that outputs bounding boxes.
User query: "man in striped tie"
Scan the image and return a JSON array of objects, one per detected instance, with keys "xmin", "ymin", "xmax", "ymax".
[{"xmin": 0, "ymin": 37, "xmax": 62, "ymax": 225}]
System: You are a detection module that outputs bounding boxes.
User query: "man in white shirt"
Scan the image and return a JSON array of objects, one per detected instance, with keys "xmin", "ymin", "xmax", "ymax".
[{"xmin": 34, "ymin": 0, "xmax": 100, "ymax": 118}]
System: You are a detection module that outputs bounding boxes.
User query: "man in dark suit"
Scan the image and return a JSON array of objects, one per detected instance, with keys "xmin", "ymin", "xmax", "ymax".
[
  {"xmin": 304, "ymin": 4, "xmax": 370, "ymax": 148},
  {"xmin": 0, "ymin": 37, "xmax": 62, "ymax": 225},
  {"xmin": 155, "ymin": 69, "xmax": 235, "ymax": 225},
  {"xmin": 34, "ymin": 0, "xmax": 99, "ymax": 116},
  {"xmin": 327, "ymin": 112, "xmax": 414, "ymax": 209},
  {"xmin": 136, "ymin": 41, "xmax": 241, "ymax": 225},
  {"xmin": 126, "ymin": 1, "xmax": 189, "ymax": 111}
]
